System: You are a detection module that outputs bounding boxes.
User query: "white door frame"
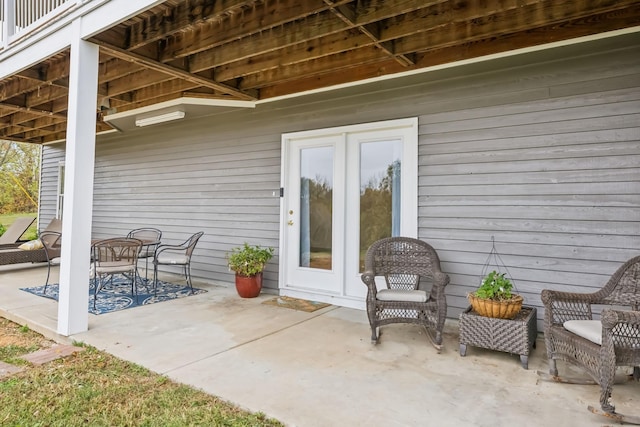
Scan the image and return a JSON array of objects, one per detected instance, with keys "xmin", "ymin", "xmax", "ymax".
[{"xmin": 278, "ymin": 118, "xmax": 418, "ymax": 309}]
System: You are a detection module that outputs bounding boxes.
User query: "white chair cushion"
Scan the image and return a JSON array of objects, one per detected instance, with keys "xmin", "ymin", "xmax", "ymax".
[
  {"xmin": 157, "ymin": 254, "xmax": 188, "ymax": 265},
  {"xmin": 95, "ymin": 266, "xmax": 136, "ymax": 275},
  {"xmin": 563, "ymin": 320, "xmax": 602, "ymax": 345},
  {"xmin": 377, "ymin": 289, "xmax": 427, "ymax": 303},
  {"xmin": 93, "ymin": 261, "xmax": 136, "ymax": 275}
]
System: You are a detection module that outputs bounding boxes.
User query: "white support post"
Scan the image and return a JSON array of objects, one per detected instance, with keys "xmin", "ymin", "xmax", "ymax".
[
  {"xmin": 57, "ymin": 19, "xmax": 98, "ymax": 336},
  {"xmin": 3, "ymin": 0, "xmax": 15, "ymax": 49}
]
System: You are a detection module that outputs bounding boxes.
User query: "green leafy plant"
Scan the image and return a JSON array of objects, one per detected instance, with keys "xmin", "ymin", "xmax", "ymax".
[
  {"xmin": 474, "ymin": 270, "xmax": 514, "ymax": 300},
  {"xmin": 227, "ymin": 243, "xmax": 274, "ymax": 277}
]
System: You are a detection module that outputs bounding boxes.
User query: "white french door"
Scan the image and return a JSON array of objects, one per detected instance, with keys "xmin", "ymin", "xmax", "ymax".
[{"xmin": 280, "ymin": 118, "xmax": 417, "ymax": 309}]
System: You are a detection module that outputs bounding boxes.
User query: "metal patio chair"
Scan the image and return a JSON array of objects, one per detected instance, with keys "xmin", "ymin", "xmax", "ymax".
[
  {"xmin": 153, "ymin": 231, "xmax": 204, "ymax": 294},
  {"xmin": 361, "ymin": 236, "xmax": 450, "ymax": 352},
  {"xmin": 540, "ymin": 255, "xmax": 640, "ymax": 424},
  {"xmin": 91, "ymin": 238, "xmax": 143, "ymax": 310},
  {"xmin": 127, "ymin": 227, "xmax": 162, "ymax": 282},
  {"xmin": 40, "ymin": 231, "xmax": 63, "ymax": 294}
]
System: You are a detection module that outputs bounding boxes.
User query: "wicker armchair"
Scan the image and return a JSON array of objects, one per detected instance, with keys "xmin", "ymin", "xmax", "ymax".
[
  {"xmin": 361, "ymin": 237, "xmax": 449, "ymax": 351},
  {"xmin": 541, "ymin": 255, "xmax": 640, "ymax": 423}
]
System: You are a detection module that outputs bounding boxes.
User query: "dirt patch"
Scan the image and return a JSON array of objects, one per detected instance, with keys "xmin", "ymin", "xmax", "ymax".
[{"xmin": 0, "ymin": 318, "xmax": 53, "ymax": 350}]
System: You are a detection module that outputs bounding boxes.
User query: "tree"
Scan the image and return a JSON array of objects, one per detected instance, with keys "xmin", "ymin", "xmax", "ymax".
[
  {"xmin": 359, "ymin": 161, "xmax": 399, "ymax": 251},
  {"xmin": 0, "ymin": 141, "xmax": 41, "ymax": 214}
]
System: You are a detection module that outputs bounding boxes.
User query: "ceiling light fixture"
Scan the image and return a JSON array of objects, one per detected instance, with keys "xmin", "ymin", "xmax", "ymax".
[{"xmin": 135, "ymin": 110, "xmax": 185, "ymax": 127}]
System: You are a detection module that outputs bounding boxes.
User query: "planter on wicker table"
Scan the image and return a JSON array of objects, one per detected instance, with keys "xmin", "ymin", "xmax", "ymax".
[{"xmin": 459, "ymin": 305, "xmax": 537, "ymax": 369}]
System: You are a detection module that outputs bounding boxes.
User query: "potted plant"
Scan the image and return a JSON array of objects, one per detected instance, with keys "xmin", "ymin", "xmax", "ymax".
[
  {"xmin": 467, "ymin": 270, "xmax": 523, "ymax": 319},
  {"xmin": 227, "ymin": 242, "xmax": 274, "ymax": 298}
]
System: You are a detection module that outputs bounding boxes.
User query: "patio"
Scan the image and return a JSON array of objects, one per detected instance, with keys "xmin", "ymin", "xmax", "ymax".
[{"xmin": 1, "ymin": 262, "xmax": 637, "ymax": 426}]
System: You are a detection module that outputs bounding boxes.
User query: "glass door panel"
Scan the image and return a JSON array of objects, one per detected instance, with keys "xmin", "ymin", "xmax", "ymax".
[
  {"xmin": 359, "ymin": 140, "xmax": 402, "ymax": 272},
  {"xmin": 300, "ymin": 147, "xmax": 333, "ymax": 270},
  {"xmin": 284, "ymin": 135, "xmax": 344, "ymax": 295}
]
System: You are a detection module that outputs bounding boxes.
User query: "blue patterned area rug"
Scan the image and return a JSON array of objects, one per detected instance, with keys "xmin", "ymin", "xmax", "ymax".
[{"xmin": 20, "ymin": 276, "xmax": 207, "ymax": 315}]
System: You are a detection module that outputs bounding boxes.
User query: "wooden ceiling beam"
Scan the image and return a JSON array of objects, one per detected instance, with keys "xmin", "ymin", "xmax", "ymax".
[
  {"xmin": 214, "ymin": 29, "xmax": 372, "ymax": 81},
  {"xmin": 104, "ymin": 69, "xmax": 173, "ymax": 97},
  {"xmin": 231, "ymin": 0, "xmax": 638, "ymax": 91},
  {"xmin": 23, "ymin": 86, "xmax": 67, "ymax": 108},
  {"xmin": 92, "ymin": 39, "xmax": 255, "ymax": 101},
  {"xmin": 42, "ymin": 132, "xmax": 66, "ymax": 143},
  {"xmin": 0, "ymin": 54, "xmax": 132, "ymax": 118},
  {"xmin": 0, "ymin": 77, "xmax": 47, "ymax": 103},
  {"xmin": 349, "ymin": 0, "xmax": 441, "ymax": 23},
  {"xmin": 98, "ymin": 56, "xmax": 144, "ymax": 83},
  {"xmin": 212, "ymin": 0, "xmax": 482, "ymax": 82},
  {"xmin": 30, "ymin": 116, "xmax": 64, "ymax": 129},
  {"xmin": 395, "ymin": 0, "xmax": 640, "ymax": 55},
  {"xmin": 158, "ymin": 0, "xmax": 353, "ymax": 62},
  {"xmin": 325, "ymin": 1, "xmax": 414, "ymax": 66},
  {"xmin": 126, "ymin": 0, "xmax": 256, "ymax": 50},
  {"xmin": 0, "ymin": 126, "xmax": 25, "ymax": 138},
  {"xmin": 187, "ymin": 10, "xmax": 353, "ymax": 73},
  {"xmin": 106, "ymin": 92, "xmax": 190, "ymax": 114},
  {"xmin": 258, "ymin": 3, "xmax": 640, "ymax": 99},
  {"xmin": 21, "ymin": 122, "xmax": 67, "ymax": 139},
  {"xmin": 8, "ymin": 122, "xmax": 62, "ymax": 137},
  {"xmin": 2, "ymin": 87, "xmax": 70, "ymax": 120},
  {"xmin": 129, "ymin": 79, "xmax": 201, "ymax": 103},
  {"xmin": 190, "ymin": 0, "xmax": 529, "ymax": 75},
  {"xmin": 0, "ymin": 65, "xmax": 70, "ymax": 104},
  {"xmin": 0, "ymin": 102, "xmax": 67, "ymax": 120},
  {"xmin": 0, "ymin": 124, "xmax": 36, "ymax": 137},
  {"xmin": 239, "ymin": 46, "xmax": 392, "ymax": 89},
  {"xmin": 184, "ymin": 0, "xmax": 431, "ymax": 73},
  {"xmin": 259, "ymin": 57, "xmax": 407, "ymax": 98},
  {"xmin": 0, "ymin": 109, "xmax": 58, "ymax": 126},
  {"xmin": 19, "ymin": 52, "xmax": 70, "ymax": 83}
]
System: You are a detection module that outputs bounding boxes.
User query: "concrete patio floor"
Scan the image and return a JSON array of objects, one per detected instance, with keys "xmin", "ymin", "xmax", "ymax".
[{"xmin": 1, "ymin": 262, "xmax": 638, "ymax": 426}]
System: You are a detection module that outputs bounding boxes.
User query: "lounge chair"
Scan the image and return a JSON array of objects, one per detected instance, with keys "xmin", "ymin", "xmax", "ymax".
[
  {"xmin": 0, "ymin": 216, "xmax": 35, "ymax": 246},
  {"xmin": 0, "ymin": 218, "xmax": 62, "ymax": 266}
]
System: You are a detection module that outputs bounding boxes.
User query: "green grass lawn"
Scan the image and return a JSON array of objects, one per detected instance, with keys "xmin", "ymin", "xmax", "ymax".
[
  {"xmin": 0, "ymin": 212, "xmax": 38, "ymax": 240},
  {"xmin": 0, "ymin": 318, "xmax": 283, "ymax": 426}
]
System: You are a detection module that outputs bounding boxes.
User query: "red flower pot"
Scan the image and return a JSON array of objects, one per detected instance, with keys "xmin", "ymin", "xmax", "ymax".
[{"xmin": 235, "ymin": 272, "xmax": 263, "ymax": 298}]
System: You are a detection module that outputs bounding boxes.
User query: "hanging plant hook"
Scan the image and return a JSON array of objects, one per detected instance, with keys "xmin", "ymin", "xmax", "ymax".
[{"xmin": 480, "ymin": 236, "xmax": 517, "ymax": 293}]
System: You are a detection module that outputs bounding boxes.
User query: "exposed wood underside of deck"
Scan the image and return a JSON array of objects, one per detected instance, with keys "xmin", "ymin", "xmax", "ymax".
[{"xmin": 1, "ymin": 0, "xmax": 639, "ymax": 144}]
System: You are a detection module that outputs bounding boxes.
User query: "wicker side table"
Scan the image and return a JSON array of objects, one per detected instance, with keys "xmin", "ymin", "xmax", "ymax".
[{"xmin": 459, "ymin": 305, "xmax": 537, "ymax": 369}]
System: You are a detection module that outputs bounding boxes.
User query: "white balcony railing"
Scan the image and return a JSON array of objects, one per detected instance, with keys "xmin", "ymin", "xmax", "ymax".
[{"xmin": 1, "ymin": 0, "xmax": 77, "ymax": 49}]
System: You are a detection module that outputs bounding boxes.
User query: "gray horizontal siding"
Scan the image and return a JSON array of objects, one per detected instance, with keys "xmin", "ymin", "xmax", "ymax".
[
  {"xmin": 415, "ymin": 46, "xmax": 640, "ymax": 328},
  {"xmin": 89, "ymin": 124, "xmax": 283, "ymax": 288},
  {"xmin": 40, "ymin": 37, "xmax": 640, "ymax": 329},
  {"xmin": 37, "ymin": 145, "xmax": 64, "ymax": 232}
]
